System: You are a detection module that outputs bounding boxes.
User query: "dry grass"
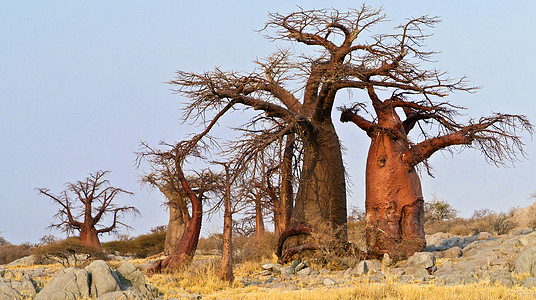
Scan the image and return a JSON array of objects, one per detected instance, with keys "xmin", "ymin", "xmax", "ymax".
[{"xmin": 147, "ymin": 279, "xmax": 536, "ymax": 300}]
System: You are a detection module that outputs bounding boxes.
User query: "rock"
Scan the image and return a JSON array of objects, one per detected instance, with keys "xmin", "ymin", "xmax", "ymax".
[
  {"xmin": 259, "ymin": 270, "xmax": 271, "ymax": 276},
  {"xmin": 262, "ymin": 263, "xmax": 282, "ymax": 273},
  {"xmin": 323, "ymin": 278, "xmax": 337, "ymax": 286},
  {"xmin": 97, "ymin": 290, "xmax": 144, "ymax": 300},
  {"xmin": 490, "ymin": 268, "xmax": 513, "ymax": 286},
  {"xmin": 116, "ymin": 262, "xmax": 151, "ymax": 297},
  {"xmin": 0, "ymin": 283, "xmax": 22, "ymax": 300},
  {"xmin": 294, "ymin": 261, "xmax": 307, "ymax": 272},
  {"xmin": 297, "ymin": 267, "xmax": 312, "ymax": 276},
  {"xmin": 444, "ymin": 246, "xmax": 462, "ymax": 258},
  {"xmin": 35, "ymin": 268, "xmax": 90, "ymax": 300},
  {"xmin": 477, "ymin": 232, "xmax": 493, "ymax": 240},
  {"xmin": 6, "ymin": 255, "xmax": 35, "ymax": 267},
  {"xmin": 436, "ymin": 274, "xmax": 476, "ymax": 286},
  {"xmin": 462, "ymin": 235, "xmax": 479, "ymax": 247},
  {"xmin": 319, "ymin": 268, "xmax": 330, "ymax": 275},
  {"xmin": 514, "ymin": 247, "xmax": 536, "ymax": 276},
  {"xmin": 426, "ymin": 232, "xmax": 453, "ymax": 247},
  {"xmin": 382, "ymin": 253, "xmax": 393, "ymax": 267},
  {"xmin": 0, "ymin": 270, "xmax": 15, "ymax": 280},
  {"xmin": 280, "ymin": 266, "xmax": 294, "ymax": 276},
  {"xmin": 10, "ymin": 280, "xmax": 36, "ymax": 298},
  {"xmin": 406, "ymin": 252, "xmax": 436, "ymax": 277},
  {"xmin": 523, "ymin": 277, "xmax": 536, "ymax": 288},
  {"xmin": 435, "ymin": 237, "xmax": 464, "ymax": 251},
  {"xmin": 267, "ymin": 282, "xmax": 297, "ymax": 290},
  {"xmin": 517, "ymin": 232, "xmax": 536, "ymax": 247},
  {"xmin": 354, "ymin": 260, "xmax": 381, "ymax": 275},
  {"xmin": 463, "ymin": 248, "xmax": 478, "ymax": 257},
  {"xmin": 85, "ymin": 260, "xmax": 121, "ymax": 297}
]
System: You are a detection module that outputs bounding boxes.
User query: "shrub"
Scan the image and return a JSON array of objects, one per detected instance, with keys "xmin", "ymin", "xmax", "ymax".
[
  {"xmin": 33, "ymin": 237, "xmax": 106, "ymax": 267},
  {"xmin": 0, "ymin": 243, "xmax": 33, "ymax": 264},
  {"xmin": 424, "ymin": 196, "xmax": 458, "ymax": 224},
  {"xmin": 102, "ymin": 231, "xmax": 165, "ymax": 258},
  {"xmin": 0, "ymin": 235, "xmax": 9, "ymax": 246}
]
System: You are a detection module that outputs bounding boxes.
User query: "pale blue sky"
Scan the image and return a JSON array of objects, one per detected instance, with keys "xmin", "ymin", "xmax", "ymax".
[{"xmin": 1, "ymin": 1, "xmax": 535, "ymax": 244}]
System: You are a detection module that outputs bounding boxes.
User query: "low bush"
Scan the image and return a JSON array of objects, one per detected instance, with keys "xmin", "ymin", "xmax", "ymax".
[
  {"xmin": 102, "ymin": 231, "xmax": 165, "ymax": 258},
  {"xmin": 33, "ymin": 237, "xmax": 106, "ymax": 267},
  {"xmin": 425, "ymin": 208, "xmax": 518, "ymax": 236},
  {"xmin": 0, "ymin": 243, "xmax": 33, "ymax": 264}
]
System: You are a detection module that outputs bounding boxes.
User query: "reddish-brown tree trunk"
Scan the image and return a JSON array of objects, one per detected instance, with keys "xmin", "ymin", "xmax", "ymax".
[
  {"xmin": 364, "ymin": 108, "xmax": 425, "ymax": 260},
  {"xmin": 218, "ymin": 185, "xmax": 234, "ymax": 282},
  {"xmin": 254, "ymin": 194, "xmax": 265, "ymax": 242},
  {"xmin": 277, "ymin": 133, "xmax": 294, "ymax": 234},
  {"xmin": 164, "ymin": 203, "xmax": 186, "ymax": 255},
  {"xmin": 148, "ymin": 168, "xmax": 202, "ymax": 275},
  {"xmin": 79, "ymin": 224, "xmax": 101, "ymax": 250},
  {"xmin": 289, "ymin": 122, "xmax": 347, "ymax": 241}
]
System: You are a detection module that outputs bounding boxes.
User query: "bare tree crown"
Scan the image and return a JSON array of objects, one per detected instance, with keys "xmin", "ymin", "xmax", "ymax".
[{"xmin": 37, "ymin": 170, "xmax": 139, "ymax": 236}]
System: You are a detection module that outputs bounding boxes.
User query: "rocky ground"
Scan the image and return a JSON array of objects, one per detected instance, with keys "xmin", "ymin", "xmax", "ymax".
[{"xmin": 3, "ymin": 229, "xmax": 536, "ymax": 299}]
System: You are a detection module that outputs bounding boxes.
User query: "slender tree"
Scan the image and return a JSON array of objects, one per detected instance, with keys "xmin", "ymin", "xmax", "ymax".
[
  {"xmin": 336, "ymin": 13, "xmax": 533, "ymax": 259},
  {"xmin": 37, "ymin": 171, "xmax": 139, "ymax": 250}
]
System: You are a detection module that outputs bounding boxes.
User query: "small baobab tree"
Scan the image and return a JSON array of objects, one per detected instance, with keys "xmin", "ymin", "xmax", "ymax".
[
  {"xmin": 139, "ymin": 142, "xmax": 203, "ymax": 255},
  {"xmin": 37, "ymin": 171, "xmax": 139, "ymax": 250},
  {"xmin": 144, "ymin": 140, "xmax": 222, "ymax": 274},
  {"xmin": 336, "ymin": 12, "xmax": 533, "ymax": 259}
]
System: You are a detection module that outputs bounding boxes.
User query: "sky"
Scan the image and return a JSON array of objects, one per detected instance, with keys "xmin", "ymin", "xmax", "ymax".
[{"xmin": 1, "ymin": 1, "xmax": 535, "ymax": 245}]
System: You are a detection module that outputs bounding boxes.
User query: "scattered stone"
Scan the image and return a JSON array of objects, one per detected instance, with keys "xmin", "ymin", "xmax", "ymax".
[
  {"xmin": 0, "ymin": 283, "xmax": 22, "ymax": 300},
  {"xmin": 35, "ymin": 268, "xmax": 90, "ymax": 300},
  {"xmin": 517, "ymin": 232, "xmax": 536, "ymax": 247},
  {"xmin": 280, "ymin": 266, "xmax": 294, "ymax": 276},
  {"xmin": 294, "ymin": 261, "xmax": 307, "ymax": 272},
  {"xmin": 406, "ymin": 252, "xmax": 436, "ymax": 277},
  {"xmin": 523, "ymin": 277, "xmax": 536, "ymax": 288},
  {"xmin": 268, "ymin": 282, "xmax": 297, "ymax": 290},
  {"xmin": 97, "ymin": 290, "xmax": 144, "ymax": 300},
  {"xmin": 319, "ymin": 268, "xmax": 330, "ymax": 275},
  {"xmin": 297, "ymin": 267, "xmax": 312, "ymax": 276},
  {"xmin": 323, "ymin": 278, "xmax": 337, "ymax": 286},
  {"xmin": 354, "ymin": 260, "xmax": 381, "ymax": 276},
  {"xmin": 6, "ymin": 255, "xmax": 35, "ymax": 267},
  {"xmin": 85, "ymin": 260, "xmax": 122, "ymax": 297},
  {"xmin": 444, "ymin": 246, "xmax": 462, "ymax": 258},
  {"xmin": 477, "ymin": 232, "xmax": 493, "ymax": 240},
  {"xmin": 382, "ymin": 253, "xmax": 393, "ymax": 267}
]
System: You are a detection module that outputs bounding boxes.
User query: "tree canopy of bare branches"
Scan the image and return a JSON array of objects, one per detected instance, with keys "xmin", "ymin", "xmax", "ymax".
[{"xmin": 37, "ymin": 170, "xmax": 139, "ymax": 250}]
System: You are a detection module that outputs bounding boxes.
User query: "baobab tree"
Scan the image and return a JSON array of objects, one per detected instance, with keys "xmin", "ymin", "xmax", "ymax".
[
  {"xmin": 172, "ymin": 7, "xmax": 403, "ymax": 256},
  {"xmin": 335, "ymin": 13, "xmax": 533, "ymax": 260},
  {"xmin": 143, "ymin": 139, "xmax": 224, "ymax": 274},
  {"xmin": 139, "ymin": 142, "xmax": 202, "ymax": 255},
  {"xmin": 138, "ymin": 142, "xmax": 222, "ymax": 257},
  {"xmin": 37, "ymin": 171, "xmax": 139, "ymax": 250}
]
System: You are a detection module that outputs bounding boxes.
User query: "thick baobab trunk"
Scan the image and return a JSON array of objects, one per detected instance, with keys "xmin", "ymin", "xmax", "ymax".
[
  {"xmin": 365, "ymin": 131, "xmax": 426, "ymax": 260},
  {"xmin": 280, "ymin": 122, "xmax": 347, "ymax": 258},
  {"xmin": 79, "ymin": 225, "xmax": 101, "ymax": 250},
  {"xmin": 164, "ymin": 204, "xmax": 186, "ymax": 255},
  {"xmin": 292, "ymin": 122, "xmax": 347, "ymax": 234},
  {"xmin": 219, "ymin": 191, "xmax": 234, "ymax": 281}
]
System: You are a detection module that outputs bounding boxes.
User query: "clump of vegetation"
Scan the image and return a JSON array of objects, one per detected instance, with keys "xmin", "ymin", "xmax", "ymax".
[
  {"xmin": 33, "ymin": 237, "xmax": 106, "ymax": 267},
  {"xmin": 102, "ymin": 229, "xmax": 166, "ymax": 258},
  {"xmin": 423, "ymin": 200, "xmax": 518, "ymax": 236},
  {"xmin": 0, "ymin": 243, "xmax": 33, "ymax": 265}
]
